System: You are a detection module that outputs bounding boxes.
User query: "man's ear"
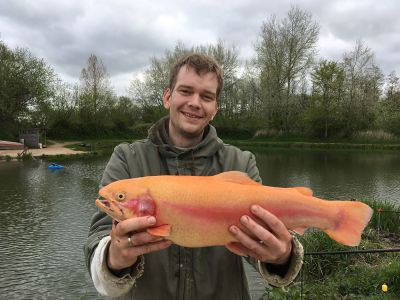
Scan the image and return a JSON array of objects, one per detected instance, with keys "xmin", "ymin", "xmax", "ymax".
[
  {"xmin": 211, "ymin": 106, "xmax": 218, "ymax": 121},
  {"xmin": 162, "ymin": 89, "xmax": 171, "ymax": 109}
]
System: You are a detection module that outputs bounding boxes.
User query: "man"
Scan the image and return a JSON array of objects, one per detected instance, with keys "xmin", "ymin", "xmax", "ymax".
[{"xmin": 84, "ymin": 53, "xmax": 303, "ymax": 299}]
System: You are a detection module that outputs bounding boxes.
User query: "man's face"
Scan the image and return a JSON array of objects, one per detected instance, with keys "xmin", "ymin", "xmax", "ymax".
[{"xmin": 163, "ymin": 66, "xmax": 218, "ymax": 146}]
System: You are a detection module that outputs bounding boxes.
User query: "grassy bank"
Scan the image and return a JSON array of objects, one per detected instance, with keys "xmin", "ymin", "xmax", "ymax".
[
  {"xmin": 41, "ymin": 136, "xmax": 400, "ymax": 163},
  {"xmin": 226, "ymin": 138, "xmax": 400, "ymax": 151},
  {"xmin": 67, "ymin": 136, "xmax": 400, "ymax": 154},
  {"xmin": 64, "ymin": 138, "xmax": 133, "ymax": 153},
  {"xmin": 264, "ymin": 199, "xmax": 400, "ymax": 299}
]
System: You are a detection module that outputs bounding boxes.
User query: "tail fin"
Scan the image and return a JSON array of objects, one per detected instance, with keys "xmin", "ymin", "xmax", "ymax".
[{"xmin": 324, "ymin": 201, "xmax": 373, "ymax": 246}]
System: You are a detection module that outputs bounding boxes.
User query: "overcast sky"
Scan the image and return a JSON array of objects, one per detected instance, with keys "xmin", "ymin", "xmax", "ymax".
[{"xmin": 1, "ymin": 0, "xmax": 399, "ymax": 96}]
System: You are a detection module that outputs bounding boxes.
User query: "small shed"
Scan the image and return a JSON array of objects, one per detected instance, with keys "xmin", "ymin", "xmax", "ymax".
[{"xmin": 19, "ymin": 128, "xmax": 46, "ymax": 149}]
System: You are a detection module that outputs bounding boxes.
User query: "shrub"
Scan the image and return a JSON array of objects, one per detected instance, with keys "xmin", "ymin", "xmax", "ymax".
[
  {"xmin": 254, "ymin": 128, "xmax": 284, "ymax": 138},
  {"xmin": 129, "ymin": 123, "xmax": 153, "ymax": 139},
  {"xmin": 214, "ymin": 126, "xmax": 255, "ymax": 139}
]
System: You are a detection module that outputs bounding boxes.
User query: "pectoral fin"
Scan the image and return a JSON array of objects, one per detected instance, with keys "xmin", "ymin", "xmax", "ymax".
[{"xmin": 147, "ymin": 224, "xmax": 171, "ymax": 237}]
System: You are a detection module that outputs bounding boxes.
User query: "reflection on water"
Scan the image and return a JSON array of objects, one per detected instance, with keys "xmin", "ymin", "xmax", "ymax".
[
  {"xmin": 255, "ymin": 148, "xmax": 400, "ymax": 203},
  {"xmin": 0, "ymin": 158, "xmax": 107, "ymax": 299},
  {"xmin": 0, "ymin": 149, "xmax": 399, "ymax": 298}
]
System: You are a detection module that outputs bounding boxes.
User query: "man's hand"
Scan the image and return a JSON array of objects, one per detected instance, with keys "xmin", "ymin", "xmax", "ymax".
[
  {"xmin": 108, "ymin": 216, "xmax": 172, "ymax": 272},
  {"xmin": 226, "ymin": 205, "xmax": 292, "ymax": 265}
]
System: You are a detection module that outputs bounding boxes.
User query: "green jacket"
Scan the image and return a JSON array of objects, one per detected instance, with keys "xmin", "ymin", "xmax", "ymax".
[{"xmin": 84, "ymin": 117, "xmax": 303, "ymax": 300}]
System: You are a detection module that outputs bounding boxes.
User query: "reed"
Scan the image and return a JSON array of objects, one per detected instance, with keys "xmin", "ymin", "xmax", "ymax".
[
  {"xmin": 362, "ymin": 199, "xmax": 400, "ymax": 233},
  {"xmin": 352, "ymin": 130, "xmax": 397, "ymax": 142}
]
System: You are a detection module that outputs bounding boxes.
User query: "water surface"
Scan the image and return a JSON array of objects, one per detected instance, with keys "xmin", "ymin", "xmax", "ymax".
[{"xmin": 0, "ymin": 148, "xmax": 399, "ymax": 298}]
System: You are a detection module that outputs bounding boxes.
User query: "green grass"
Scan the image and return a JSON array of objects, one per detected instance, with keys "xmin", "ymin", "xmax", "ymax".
[
  {"xmin": 64, "ymin": 138, "xmax": 133, "ymax": 153},
  {"xmin": 39, "ymin": 152, "xmax": 97, "ymax": 161},
  {"xmin": 363, "ymin": 199, "xmax": 400, "ymax": 234},
  {"xmin": 253, "ymin": 129, "xmax": 400, "ymax": 144},
  {"xmin": 19, "ymin": 152, "xmax": 33, "ymax": 161},
  {"xmin": 224, "ymin": 130, "xmax": 400, "ymax": 151},
  {"xmin": 264, "ymin": 232, "xmax": 399, "ymax": 299},
  {"xmin": 44, "ymin": 135, "xmax": 400, "ymax": 157},
  {"xmin": 226, "ymin": 138, "xmax": 400, "ymax": 151}
]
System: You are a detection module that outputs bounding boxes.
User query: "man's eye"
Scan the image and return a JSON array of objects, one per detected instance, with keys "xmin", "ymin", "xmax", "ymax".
[
  {"xmin": 180, "ymin": 90, "xmax": 190, "ymax": 95},
  {"xmin": 202, "ymin": 95, "xmax": 214, "ymax": 101}
]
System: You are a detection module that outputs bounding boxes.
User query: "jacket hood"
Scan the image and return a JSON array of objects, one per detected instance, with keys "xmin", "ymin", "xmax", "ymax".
[{"xmin": 148, "ymin": 116, "xmax": 223, "ymax": 159}]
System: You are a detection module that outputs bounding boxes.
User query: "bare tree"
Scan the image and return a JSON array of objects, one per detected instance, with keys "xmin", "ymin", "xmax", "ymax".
[
  {"xmin": 377, "ymin": 71, "xmax": 400, "ymax": 135},
  {"xmin": 255, "ymin": 6, "xmax": 319, "ymax": 132},
  {"xmin": 193, "ymin": 40, "xmax": 240, "ymax": 121},
  {"xmin": 79, "ymin": 54, "xmax": 114, "ymax": 124},
  {"xmin": 128, "ymin": 42, "xmax": 188, "ymax": 119},
  {"xmin": 341, "ymin": 40, "xmax": 383, "ymax": 134},
  {"xmin": 386, "ymin": 71, "xmax": 400, "ymax": 104}
]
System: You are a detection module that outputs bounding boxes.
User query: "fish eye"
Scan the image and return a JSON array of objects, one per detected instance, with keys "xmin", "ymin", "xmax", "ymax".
[{"xmin": 116, "ymin": 193, "xmax": 125, "ymax": 201}]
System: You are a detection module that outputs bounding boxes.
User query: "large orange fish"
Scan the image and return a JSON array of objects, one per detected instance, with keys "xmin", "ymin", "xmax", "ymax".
[{"xmin": 96, "ymin": 171, "xmax": 373, "ymax": 247}]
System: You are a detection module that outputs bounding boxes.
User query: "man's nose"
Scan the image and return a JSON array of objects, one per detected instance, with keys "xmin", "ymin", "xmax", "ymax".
[{"xmin": 188, "ymin": 94, "xmax": 201, "ymax": 108}]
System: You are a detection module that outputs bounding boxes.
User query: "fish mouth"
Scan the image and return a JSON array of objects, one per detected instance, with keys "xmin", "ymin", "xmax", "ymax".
[
  {"xmin": 95, "ymin": 195, "xmax": 126, "ymax": 221},
  {"xmin": 95, "ymin": 188, "xmax": 154, "ymax": 221},
  {"xmin": 95, "ymin": 196, "xmax": 112, "ymax": 210}
]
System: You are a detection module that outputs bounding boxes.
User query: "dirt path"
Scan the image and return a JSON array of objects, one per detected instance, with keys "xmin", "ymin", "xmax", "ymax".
[
  {"xmin": 0, "ymin": 140, "xmax": 86, "ymax": 158},
  {"xmin": 47, "ymin": 140, "xmax": 79, "ymax": 147}
]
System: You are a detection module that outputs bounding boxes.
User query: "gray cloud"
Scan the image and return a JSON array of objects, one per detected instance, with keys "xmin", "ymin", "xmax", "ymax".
[{"xmin": 1, "ymin": 0, "xmax": 399, "ymax": 95}]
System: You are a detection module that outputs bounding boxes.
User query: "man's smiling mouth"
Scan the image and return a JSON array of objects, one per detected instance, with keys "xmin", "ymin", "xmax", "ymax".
[{"xmin": 182, "ymin": 112, "xmax": 202, "ymax": 119}]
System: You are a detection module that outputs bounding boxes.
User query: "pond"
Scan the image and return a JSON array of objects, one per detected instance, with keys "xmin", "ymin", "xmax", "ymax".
[
  {"xmin": 0, "ymin": 148, "xmax": 399, "ymax": 298},
  {"xmin": 256, "ymin": 148, "xmax": 400, "ymax": 203}
]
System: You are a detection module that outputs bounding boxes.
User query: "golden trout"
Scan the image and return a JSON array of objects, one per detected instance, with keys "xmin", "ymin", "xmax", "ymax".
[{"xmin": 96, "ymin": 171, "xmax": 373, "ymax": 247}]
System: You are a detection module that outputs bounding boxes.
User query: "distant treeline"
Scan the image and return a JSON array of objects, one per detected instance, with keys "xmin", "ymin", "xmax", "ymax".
[{"xmin": 1, "ymin": 6, "xmax": 399, "ymax": 141}]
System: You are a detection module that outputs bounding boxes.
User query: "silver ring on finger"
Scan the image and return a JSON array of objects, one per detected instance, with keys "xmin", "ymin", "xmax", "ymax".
[{"xmin": 127, "ymin": 236, "xmax": 134, "ymax": 248}]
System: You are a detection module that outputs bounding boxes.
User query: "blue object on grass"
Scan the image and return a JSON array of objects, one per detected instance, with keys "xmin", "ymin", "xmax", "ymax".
[{"xmin": 48, "ymin": 163, "xmax": 65, "ymax": 169}]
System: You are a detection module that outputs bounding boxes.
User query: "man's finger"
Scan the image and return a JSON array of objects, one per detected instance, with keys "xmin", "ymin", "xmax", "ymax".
[
  {"xmin": 239, "ymin": 215, "xmax": 279, "ymax": 250},
  {"xmin": 250, "ymin": 205, "xmax": 291, "ymax": 241},
  {"xmin": 229, "ymin": 225, "xmax": 264, "ymax": 255}
]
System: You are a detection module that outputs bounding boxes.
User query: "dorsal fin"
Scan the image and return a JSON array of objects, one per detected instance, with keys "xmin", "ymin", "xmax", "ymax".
[
  {"xmin": 293, "ymin": 187, "xmax": 313, "ymax": 196},
  {"xmin": 213, "ymin": 171, "xmax": 261, "ymax": 186}
]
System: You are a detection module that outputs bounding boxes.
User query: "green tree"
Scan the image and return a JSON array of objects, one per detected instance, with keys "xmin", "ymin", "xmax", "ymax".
[
  {"xmin": 110, "ymin": 96, "xmax": 141, "ymax": 132},
  {"xmin": 379, "ymin": 71, "xmax": 400, "ymax": 135},
  {"xmin": 307, "ymin": 60, "xmax": 344, "ymax": 137},
  {"xmin": 341, "ymin": 40, "xmax": 383, "ymax": 135},
  {"xmin": 386, "ymin": 71, "xmax": 400, "ymax": 104},
  {"xmin": 45, "ymin": 81, "xmax": 80, "ymax": 137},
  {"xmin": 50, "ymin": 81, "xmax": 79, "ymax": 123},
  {"xmin": 255, "ymin": 6, "xmax": 319, "ymax": 132},
  {"xmin": 0, "ymin": 41, "xmax": 56, "ymax": 138}
]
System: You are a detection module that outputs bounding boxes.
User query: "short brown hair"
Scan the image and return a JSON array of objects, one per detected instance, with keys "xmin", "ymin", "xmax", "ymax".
[{"xmin": 169, "ymin": 53, "xmax": 224, "ymax": 98}]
